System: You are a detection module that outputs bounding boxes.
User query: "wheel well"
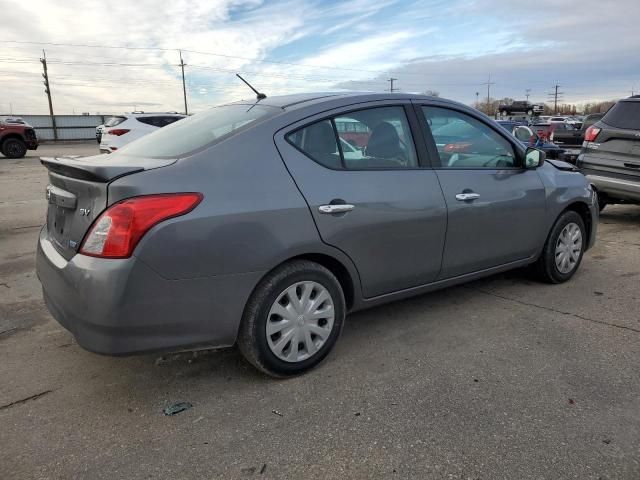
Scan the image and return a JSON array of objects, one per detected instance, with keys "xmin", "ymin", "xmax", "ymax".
[
  {"xmin": 289, "ymin": 253, "xmax": 355, "ymax": 310},
  {"xmin": 564, "ymin": 202, "xmax": 592, "ymax": 240},
  {"xmin": 0, "ymin": 134, "xmax": 25, "ymax": 148}
]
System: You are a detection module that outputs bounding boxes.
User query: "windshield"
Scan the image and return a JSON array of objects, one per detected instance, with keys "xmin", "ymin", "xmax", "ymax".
[{"xmin": 119, "ymin": 104, "xmax": 278, "ymax": 158}]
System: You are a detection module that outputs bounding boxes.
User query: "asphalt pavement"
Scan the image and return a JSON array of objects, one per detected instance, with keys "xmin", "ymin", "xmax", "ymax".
[{"xmin": 1, "ymin": 143, "xmax": 639, "ymax": 479}]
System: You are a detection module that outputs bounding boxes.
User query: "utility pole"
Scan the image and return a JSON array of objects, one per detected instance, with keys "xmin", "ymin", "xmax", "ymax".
[
  {"xmin": 525, "ymin": 88, "xmax": 531, "ymax": 101},
  {"xmin": 387, "ymin": 78, "xmax": 398, "ymax": 92},
  {"xmin": 40, "ymin": 49, "xmax": 57, "ymax": 140},
  {"xmin": 548, "ymin": 84, "xmax": 564, "ymax": 114},
  {"xmin": 179, "ymin": 50, "xmax": 188, "ymax": 115},
  {"xmin": 480, "ymin": 74, "xmax": 495, "ymax": 114}
]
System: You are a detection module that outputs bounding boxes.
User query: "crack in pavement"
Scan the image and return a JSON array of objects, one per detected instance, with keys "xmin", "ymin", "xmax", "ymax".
[
  {"xmin": 465, "ymin": 286, "xmax": 640, "ymax": 334},
  {"xmin": 0, "ymin": 390, "xmax": 53, "ymax": 411}
]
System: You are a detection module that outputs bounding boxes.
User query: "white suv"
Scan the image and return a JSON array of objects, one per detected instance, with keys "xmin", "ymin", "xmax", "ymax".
[{"xmin": 99, "ymin": 112, "xmax": 186, "ymax": 153}]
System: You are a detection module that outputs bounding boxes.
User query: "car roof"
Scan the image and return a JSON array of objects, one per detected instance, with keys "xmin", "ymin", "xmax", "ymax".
[{"xmin": 227, "ymin": 91, "xmax": 444, "ymax": 111}]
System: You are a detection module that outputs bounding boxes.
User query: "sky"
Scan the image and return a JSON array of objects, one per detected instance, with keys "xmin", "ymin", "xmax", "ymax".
[{"xmin": 1, "ymin": 0, "xmax": 639, "ymax": 114}]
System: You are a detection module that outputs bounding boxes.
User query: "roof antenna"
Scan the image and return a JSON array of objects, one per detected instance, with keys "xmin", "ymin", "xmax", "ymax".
[{"xmin": 236, "ymin": 73, "xmax": 267, "ymax": 100}]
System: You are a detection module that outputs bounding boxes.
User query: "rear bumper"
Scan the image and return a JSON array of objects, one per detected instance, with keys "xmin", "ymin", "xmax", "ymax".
[
  {"xmin": 36, "ymin": 227, "xmax": 262, "ymax": 355},
  {"xmin": 584, "ymin": 172, "xmax": 640, "ymax": 203}
]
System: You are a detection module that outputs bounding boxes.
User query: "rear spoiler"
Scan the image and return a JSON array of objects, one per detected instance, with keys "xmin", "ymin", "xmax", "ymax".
[{"xmin": 40, "ymin": 155, "xmax": 175, "ymax": 182}]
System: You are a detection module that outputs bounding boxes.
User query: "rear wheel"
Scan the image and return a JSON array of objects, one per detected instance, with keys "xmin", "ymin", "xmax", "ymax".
[
  {"xmin": 1, "ymin": 138, "xmax": 27, "ymax": 159},
  {"xmin": 237, "ymin": 260, "xmax": 345, "ymax": 377},
  {"xmin": 533, "ymin": 211, "xmax": 586, "ymax": 283}
]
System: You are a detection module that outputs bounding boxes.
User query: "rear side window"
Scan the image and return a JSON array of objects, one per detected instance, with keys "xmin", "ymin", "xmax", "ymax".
[
  {"xmin": 602, "ymin": 101, "xmax": 640, "ymax": 130},
  {"xmin": 136, "ymin": 117, "xmax": 159, "ymax": 127},
  {"xmin": 104, "ymin": 116, "xmax": 126, "ymax": 127},
  {"xmin": 288, "ymin": 120, "xmax": 341, "ymax": 169},
  {"xmin": 287, "ymin": 106, "xmax": 418, "ymax": 170},
  {"xmin": 159, "ymin": 116, "xmax": 182, "ymax": 127},
  {"xmin": 118, "ymin": 105, "xmax": 276, "ymax": 158}
]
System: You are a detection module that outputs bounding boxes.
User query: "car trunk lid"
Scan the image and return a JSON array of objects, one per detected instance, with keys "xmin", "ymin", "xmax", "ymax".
[{"xmin": 41, "ymin": 154, "xmax": 176, "ymax": 260}]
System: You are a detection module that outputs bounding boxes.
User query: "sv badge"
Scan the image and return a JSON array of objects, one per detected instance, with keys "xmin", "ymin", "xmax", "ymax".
[{"xmin": 79, "ymin": 208, "xmax": 91, "ymax": 216}]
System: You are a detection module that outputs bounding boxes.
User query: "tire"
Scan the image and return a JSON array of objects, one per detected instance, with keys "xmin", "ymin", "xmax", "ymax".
[
  {"xmin": 1, "ymin": 138, "xmax": 27, "ymax": 159},
  {"xmin": 533, "ymin": 211, "xmax": 586, "ymax": 284},
  {"xmin": 237, "ymin": 260, "xmax": 346, "ymax": 377}
]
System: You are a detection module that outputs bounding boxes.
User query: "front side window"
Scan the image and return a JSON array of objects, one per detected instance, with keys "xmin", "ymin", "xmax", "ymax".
[
  {"xmin": 288, "ymin": 106, "xmax": 418, "ymax": 170},
  {"xmin": 423, "ymin": 107, "xmax": 517, "ymax": 168}
]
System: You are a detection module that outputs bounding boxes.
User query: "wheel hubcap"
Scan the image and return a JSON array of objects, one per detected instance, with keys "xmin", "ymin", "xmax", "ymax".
[
  {"xmin": 266, "ymin": 281, "xmax": 335, "ymax": 363},
  {"xmin": 555, "ymin": 222, "xmax": 583, "ymax": 274}
]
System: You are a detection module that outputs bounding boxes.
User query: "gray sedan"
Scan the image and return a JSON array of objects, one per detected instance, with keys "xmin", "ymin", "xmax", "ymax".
[{"xmin": 36, "ymin": 93, "xmax": 597, "ymax": 376}]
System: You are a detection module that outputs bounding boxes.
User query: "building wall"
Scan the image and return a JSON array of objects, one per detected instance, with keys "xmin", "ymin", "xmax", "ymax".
[{"xmin": 17, "ymin": 115, "xmax": 107, "ymax": 141}]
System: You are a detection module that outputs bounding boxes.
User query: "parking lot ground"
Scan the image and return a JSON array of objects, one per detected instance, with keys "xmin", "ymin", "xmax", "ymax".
[{"xmin": 1, "ymin": 144, "xmax": 639, "ymax": 479}]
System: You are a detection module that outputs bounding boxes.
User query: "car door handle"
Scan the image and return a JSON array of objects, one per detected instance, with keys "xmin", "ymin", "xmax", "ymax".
[
  {"xmin": 455, "ymin": 193, "xmax": 480, "ymax": 201},
  {"xmin": 624, "ymin": 163, "xmax": 640, "ymax": 169},
  {"xmin": 318, "ymin": 204, "xmax": 355, "ymax": 214}
]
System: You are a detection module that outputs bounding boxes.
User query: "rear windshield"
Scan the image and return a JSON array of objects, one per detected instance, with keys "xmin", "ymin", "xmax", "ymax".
[
  {"xmin": 602, "ymin": 101, "xmax": 640, "ymax": 130},
  {"xmin": 119, "ymin": 104, "xmax": 277, "ymax": 158}
]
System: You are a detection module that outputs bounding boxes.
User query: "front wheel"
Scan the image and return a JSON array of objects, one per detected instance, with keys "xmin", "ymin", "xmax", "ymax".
[
  {"xmin": 237, "ymin": 260, "xmax": 346, "ymax": 377},
  {"xmin": 1, "ymin": 138, "xmax": 27, "ymax": 159},
  {"xmin": 533, "ymin": 211, "xmax": 586, "ymax": 283}
]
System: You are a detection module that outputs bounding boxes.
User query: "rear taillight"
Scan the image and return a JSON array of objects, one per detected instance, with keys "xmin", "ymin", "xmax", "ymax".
[
  {"xmin": 108, "ymin": 129, "xmax": 130, "ymax": 136},
  {"xmin": 584, "ymin": 126, "xmax": 601, "ymax": 142},
  {"xmin": 79, "ymin": 193, "xmax": 203, "ymax": 258}
]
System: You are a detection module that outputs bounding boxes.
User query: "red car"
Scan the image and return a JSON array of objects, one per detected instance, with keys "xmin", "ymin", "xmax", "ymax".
[{"xmin": 0, "ymin": 116, "xmax": 39, "ymax": 158}]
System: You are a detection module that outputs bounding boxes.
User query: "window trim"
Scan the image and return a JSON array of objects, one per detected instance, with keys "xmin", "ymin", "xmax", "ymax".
[
  {"xmin": 413, "ymin": 103, "xmax": 526, "ymax": 170},
  {"xmin": 284, "ymin": 103, "xmax": 433, "ymax": 171}
]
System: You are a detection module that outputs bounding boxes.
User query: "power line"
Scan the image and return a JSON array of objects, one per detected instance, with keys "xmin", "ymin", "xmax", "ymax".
[
  {"xmin": 547, "ymin": 84, "xmax": 564, "ymax": 113},
  {"xmin": 480, "ymin": 74, "xmax": 495, "ymax": 112},
  {"xmin": 0, "ymin": 39, "xmax": 424, "ymax": 76},
  {"xmin": 40, "ymin": 50, "xmax": 57, "ymax": 140},
  {"xmin": 179, "ymin": 50, "xmax": 188, "ymax": 115}
]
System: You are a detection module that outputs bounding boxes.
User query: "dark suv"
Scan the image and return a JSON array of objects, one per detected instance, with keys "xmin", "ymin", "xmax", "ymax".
[
  {"xmin": 498, "ymin": 100, "xmax": 544, "ymax": 116},
  {"xmin": 577, "ymin": 97, "xmax": 640, "ymax": 210},
  {"xmin": 0, "ymin": 116, "xmax": 38, "ymax": 158}
]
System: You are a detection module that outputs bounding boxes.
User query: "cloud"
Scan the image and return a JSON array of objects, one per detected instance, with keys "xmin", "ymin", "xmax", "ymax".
[{"xmin": 0, "ymin": 0, "xmax": 638, "ymax": 114}]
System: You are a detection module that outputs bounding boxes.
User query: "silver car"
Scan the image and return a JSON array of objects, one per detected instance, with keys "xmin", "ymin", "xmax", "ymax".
[{"xmin": 36, "ymin": 93, "xmax": 598, "ymax": 377}]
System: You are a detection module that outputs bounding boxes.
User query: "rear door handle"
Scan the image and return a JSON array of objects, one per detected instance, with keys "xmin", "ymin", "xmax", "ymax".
[
  {"xmin": 624, "ymin": 163, "xmax": 640, "ymax": 169},
  {"xmin": 455, "ymin": 193, "xmax": 480, "ymax": 201},
  {"xmin": 318, "ymin": 204, "xmax": 355, "ymax": 214}
]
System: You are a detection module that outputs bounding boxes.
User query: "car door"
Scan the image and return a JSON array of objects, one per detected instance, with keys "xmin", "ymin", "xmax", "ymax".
[
  {"xmin": 416, "ymin": 103, "xmax": 547, "ymax": 279},
  {"xmin": 275, "ymin": 102, "xmax": 447, "ymax": 298}
]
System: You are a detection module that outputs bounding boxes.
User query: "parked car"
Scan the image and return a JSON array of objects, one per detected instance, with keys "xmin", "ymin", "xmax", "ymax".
[
  {"xmin": 0, "ymin": 116, "xmax": 38, "ymax": 158},
  {"xmin": 99, "ymin": 112, "xmax": 186, "ymax": 153},
  {"xmin": 498, "ymin": 100, "xmax": 544, "ymax": 116},
  {"xmin": 95, "ymin": 124, "xmax": 105, "ymax": 143},
  {"xmin": 37, "ymin": 93, "xmax": 597, "ymax": 377},
  {"xmin": 582, "ymin": 113, "xmax": 605, "ymax": 130},
  {"xmin": 577, "ymin": 97, "xmax": 640, "ymax": 210},
  {"xmin": 497, "ymin": 121, "xmax": 566, "ymax": 160}
]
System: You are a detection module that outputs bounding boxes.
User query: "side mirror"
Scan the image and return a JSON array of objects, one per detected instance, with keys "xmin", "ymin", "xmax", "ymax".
[{"xmin": 525, "ymin": 147, "xmax": 545, "ymax": 168}]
